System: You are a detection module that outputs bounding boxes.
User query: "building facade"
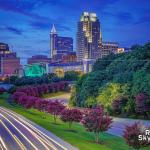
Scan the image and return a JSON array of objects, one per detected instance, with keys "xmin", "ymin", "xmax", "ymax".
[
  {"xmin": 48, "ymin": 62, "xmax": 83, "ymax": 75},
  {"xmin": 61, "ymin": 52, "xmax": 77, "ymax": 63},
  {"xmin": 0, "ymin": 42, "xmax": 21, "ymax": 76},
  {"xmin": 100, "ymin": 42, "xmax": 119, "ymax": 58},
  {"xmin": 27, "ymin": 55, "xmax": 51, "ymax": 64},
  {"xmin": 50, "ymin": 25, "xmax": 73, "ymax": 58},
  {"xmin": 76, "ymin": 12, "xmax": 102, "ymax": 61},
  {"xmin": 24, "ymin": 63, "xmax": 48, "ymax": 77},
  {"xmin": 1, "ymin": 56, "xmax": 20, "ymax": 76}
]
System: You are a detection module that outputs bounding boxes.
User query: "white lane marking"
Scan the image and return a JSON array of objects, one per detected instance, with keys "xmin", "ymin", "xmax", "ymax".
[
  {"xmin": 0, "ymin": 107, "xmax": 68, "ymax": 150},
  {"xmin": 0, "ymin": 143, "xmax": 4, "ymax": 150},
  {"xmin": 0, "ymin": 119, "xmax": 25, "ymax": 150},
  {"xmin": 0, "ymin": 113, "xmax": 38, "ymax": 150},
  {"xmin": 0, "ymin": 135, "xmax": 7, "ymax": 150},
  {"xmin": 0, "ymin": 109, "xmax": 56, "ymax": 150}
]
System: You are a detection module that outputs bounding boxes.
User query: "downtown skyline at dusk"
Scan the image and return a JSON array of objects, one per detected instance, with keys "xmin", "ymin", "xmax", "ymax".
[
  {"xmin": 0, "ymin": 1, "xmax": 150, "ymax": 150},
  {"xmin": 0, "ymin": 0, "xmax": 150, "ymax": 64}
]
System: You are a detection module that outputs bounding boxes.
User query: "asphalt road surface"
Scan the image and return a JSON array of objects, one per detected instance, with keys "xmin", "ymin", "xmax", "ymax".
[
  {"xmin": 0, "ymin": 107, "xmax": 78, "ymax": 150},
  {"xmin": 107, "ymin": 117, "xmax": 150, "ymax": 137}
]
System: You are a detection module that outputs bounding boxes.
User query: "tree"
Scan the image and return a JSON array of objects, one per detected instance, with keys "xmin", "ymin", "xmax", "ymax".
[
  {"xmin": 123, "ymin": 122, "xmax": 150, "ymax": 150},
  {"xmin": 92, "ymin": 53, "xmax": 118, "ymax": 71},
  {"xmin": 85, "ymin": 96, "xmax": 97, "ymax": 108},
  {"xmin": 112, "ymin": 96, "xmax": 128, "ymax": 115},
  {"xmin": 13, "ymin": 92, "xmax": 27, "ymax": 103},
  {"xmin": 73, "ymin": 42, "xmax": 150, "ymax": 113},
  {"xmin": 135, "ymin": 93, "xmax": 150, "ymax": 118},
  {"xmin": 97, "ymin": 83, "xmax": 129, "ymax": 111},
  {"xmin": 34, "ymin": 99, "xmax": 49, "ymax": 112},
  {"xmin": 24, "ymin": 96, "xmax": 36, "ymax": 109},
  {"xmin": 18, "ymin": 95, "xmax": 28, "ymax": 106},
  {"xmin": 132, "ymin": 70, "xmax": 150, "ymax": 96},
  {"xmin": 78, "ymin": 71, "xmax": 107, "ymax": 107},
  {"xmin": 60, "ymin": 108, "xmax": 82, "ymax": 129},
  {"xmin": 71, "ymin": 74, "xmax": 87, "ymax": 106},
  {"xmin": 64, "ymin": 71, "xmax": 80, "ymax": 81},
  {"xmin": 81, "ymin": 106, "xmax": 112, "ymax": 143},
  {"xmin": 0, "ymin": 88, "xmax": 6, "ymax": 94},
  {"xmin": 47, "ymin": 101, "xmax": 65, "ymax": 123}
]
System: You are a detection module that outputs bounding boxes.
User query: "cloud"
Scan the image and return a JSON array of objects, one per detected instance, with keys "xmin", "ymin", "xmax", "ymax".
[
  {"xmin": 102, "ymin": 11, "xmax": 134, "ymax": 25},
  {"xmin": 115, "ymin": 12, "xmax": 134, "ymax": 25},
  {"xmin": 135, "ymin": 14, "xmax": 150, "ymax": 24},
  {"xmin": 30, "ymin": 21, "xmax": 50, "ymax": 29},
  {"xmin": 29, "ymin": 19, "xmax": 71, "ymax": 32},
  {"xmin": 0, "ymin": 26, "xmax": 23, "ymax": 35},
  {"xmin": 5, "ymin": 27, "xmax": 23, "ymax": 35},
  {"xmin": 0, "ymin": 0, "xmax": 50, "ymax": 20}
]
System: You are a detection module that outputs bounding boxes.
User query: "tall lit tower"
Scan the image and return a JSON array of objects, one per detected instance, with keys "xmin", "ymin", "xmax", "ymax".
[
  {"xmin": 76, "ymin": 12, "xmax": 101, "ymax": 61},
  {"xmin": 50, "ymin": 24, "xmax": 57, "ymax": 58}
]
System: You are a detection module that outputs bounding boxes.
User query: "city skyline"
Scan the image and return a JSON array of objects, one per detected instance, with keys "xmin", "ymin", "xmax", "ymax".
[{"xmin": 0, "ymin": 0, "xmax": 150, "ymax": 64}]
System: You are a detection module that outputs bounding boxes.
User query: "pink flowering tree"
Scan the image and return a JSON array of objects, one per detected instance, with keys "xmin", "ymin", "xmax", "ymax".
[
  {"xmin": 0, "ymin": 88, "xmax": 6, "ymax": 94},
  {"xmin": 34, "ymin": 99, "xmax": 49, "ymax": 112},
  {"xmin": 13, "ymin": 92, "xmax": 27, "ymax": 103},
  {"xmin": 60, "ymin": 108, "xmax": 82, "ymax": 129},
  {"xmin": 47, "ymin": 101, "xmax": 65, "ymax": 123},
  {"xmin": 135, "ymin": 93, "xmax": 150, "ymax": 118},
  {"xmin": 123, "ymin": 122, "xmax": 150, "ymax": 150},
  {"xmin": 24, "ymin": 96, "xmax": 36, "ymax": 109},
  {"xmin": 18, "ymin": 95, "xmax": 28, "ymax": 106},
  {"xmin": 81, "ymin": 106, "xmax": 113, "ymax": 143}
]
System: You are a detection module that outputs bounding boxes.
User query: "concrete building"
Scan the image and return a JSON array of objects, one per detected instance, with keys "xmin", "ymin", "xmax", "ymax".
[
  {"xmin": 50, "ymin": 24, "xmax": 73, "ymax": 58},
  {"xmin": 1, "ymin": 56, "xmax": 20, "ymax": 76},
  {"xmin": 0, "ymin": 42, "xmax": 21, "ymax": 76},
  {"xmin": 100, "ymin": 42, "xmax": 119, "ymax": 58},
  {"xmin": 27, "ymin": 55, "xmax": 51, "ymax": 64},
  {"xmin": 52, "ymin": 52, "xmax": 77, "ymax": 63},
  {"xmin": 48, "ymin": 62, "xmax": 83, "ymax": 75},
  {"xmin": 61, "ymin": 52, "xmax": 77, "ymax": 63}
]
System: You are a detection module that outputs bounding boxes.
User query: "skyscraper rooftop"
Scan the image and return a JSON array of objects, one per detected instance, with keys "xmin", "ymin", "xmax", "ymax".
[{"xmin": 51, "ymin": 24, "xmax": 57, "ymax": 34}]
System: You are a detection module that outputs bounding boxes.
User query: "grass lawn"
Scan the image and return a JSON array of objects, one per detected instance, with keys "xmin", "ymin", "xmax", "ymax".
[
  {"xmin": 0, "ymin": 93, "xmax": 149, "ymax": 150},
  {"xmin": 41, "ymin": 91, "xmax": 69, "ymax": 99}
]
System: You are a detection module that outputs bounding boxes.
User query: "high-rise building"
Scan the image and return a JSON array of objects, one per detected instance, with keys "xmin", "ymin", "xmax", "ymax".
[
  {"xmin": 76, "ymin": 12, "xmax": 101, "ymax": 61},
  {"xmin": 50, "ymin": 25, "xmax": 57, "ymax": 57},
  {"xmin": 50, "ymin": 25, "xmax": 73, "ymax": 58}
]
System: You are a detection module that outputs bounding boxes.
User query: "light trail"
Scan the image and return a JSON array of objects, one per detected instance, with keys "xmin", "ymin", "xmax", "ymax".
[
  {"xmin": 0, "ymin": 108, "xmax": 57, "ymax": 150},
  {"xmin": 0, "ymin": 135, "xmax": 7, "ymax": 150},
  {"xmin": 0, "ymin": 107, "xmax": 68, "ymax": 150},
  {"xmin": 0, "ymin": 119, "xmax": 25, "ymax": 150},
  {"xmin": 0, "ymin": 113, "xmax": 38, "ymax": 150},
  {"xmin": 0, "ymin": 143, "xmax": 4, "ymax": 150}
]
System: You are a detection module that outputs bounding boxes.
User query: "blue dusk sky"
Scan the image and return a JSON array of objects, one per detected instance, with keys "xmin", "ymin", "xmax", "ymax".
[{"xmin": 0, "ymin": 0, "xmax": 150, "ymax": 64}]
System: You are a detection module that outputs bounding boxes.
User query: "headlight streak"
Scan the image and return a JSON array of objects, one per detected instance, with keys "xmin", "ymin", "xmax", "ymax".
[
  {"xmin": 0, "ymin": 119, "xmax": 25, "ymax": 150},
  {"xmin": 0, "ymin": 108, "xmax": 56, "ymax": 150},
  {"xmin": 0, "ymin": 135, "xmax": 7, "ymax": 150},
  {"xmin": 0, "ymin": 113, "xmax": 38, "ymax": 150},
  {"xmin": 0, "ymin": 107, "xmax": 68, "ymax": 150}
]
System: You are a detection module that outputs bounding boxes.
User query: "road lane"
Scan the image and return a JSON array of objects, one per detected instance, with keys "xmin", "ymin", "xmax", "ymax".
[
  {"xmin": 0, "ymin": 121, "xmax": 21, "ymax": 150},
  {"xmin": 0, "ymin": 107, "xmax": 77, "ymax": 150},
  {"xmin": 0, "ymin": 107, "xmax": 78, "ymax": 150},
  {"xmin": 0, "ymin": 109, "xmax": 61, "ymax": 150},
  {"xmin": 107, "ymin": 117, "xmax": 150, "ymax": 137}
]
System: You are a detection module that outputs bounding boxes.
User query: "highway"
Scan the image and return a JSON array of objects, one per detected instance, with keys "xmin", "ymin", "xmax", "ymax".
[{"xmin": 0, "ymin": 107, "xmax": 78, "ymax": 150}]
